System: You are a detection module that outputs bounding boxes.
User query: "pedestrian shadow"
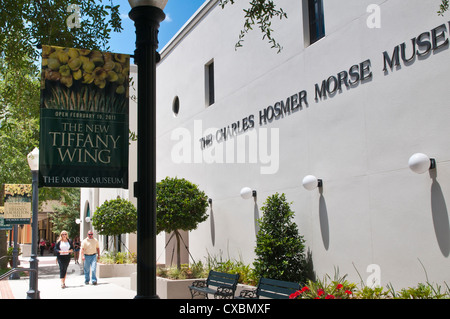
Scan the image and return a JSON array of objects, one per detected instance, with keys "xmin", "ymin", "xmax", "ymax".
[{"xmin": 64, "ymin": 284, "xmax": 86, "ymax": 289}]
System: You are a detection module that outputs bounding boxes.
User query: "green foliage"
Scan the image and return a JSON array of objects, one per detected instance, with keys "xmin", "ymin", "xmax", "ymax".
[
  {"xmin": 100, "ymin": 251, "xmax": 137, "ymax": 265},
  {"xmin": 48, "ymin": 188, "xmax": 80, "ymax": 238},
  {"xmin": 205, "ymin": 252, "xmax": 258, "ymax": 285},
  {"xmin": 353, "ymin": 285, "xmax": 392, "ymax": 299},
  {"xmin": 389, "ymin": 282, "xmax": 450, "ymax": 299},
  {"xmin": 156, "ymin": 177, "xmax": 208, "ymax": 234},
  {"xmin": 253, "ymin": 193, "xmax": 306, "ymax": 283},
  {"xmin": 438, "ymin": 0, "xmax": 449, "ymax": 15},
  {"xmin": 157, "ymin": 262, "xmax": 208, "ymax": 280},
  {"xmin": 92, "ymin": 198, "xmax": 137, "ymax": 236},
  {"xmin": 0, "ymin": 0, "xmax": 122, "ymax": 75},
  {"xmin": 220, "ymin": 0, "xmax": 287, "ymax": 53},
  {"xmin": 156, "ymin": 255, "xmax": 257, "ymax": 285}
]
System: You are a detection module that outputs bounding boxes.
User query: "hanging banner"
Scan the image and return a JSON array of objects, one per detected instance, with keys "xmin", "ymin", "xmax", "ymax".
[
  {"xmin": 3, "ymin": 184, "xmax": 32, "ymax": 225},
  {"xmin": 39, "ymin": 45, "xmax": 129, "ymax": 188}
]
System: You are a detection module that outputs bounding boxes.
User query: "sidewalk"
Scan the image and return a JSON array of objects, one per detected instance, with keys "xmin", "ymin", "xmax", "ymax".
[{"xmin": 1, "ymin": 255, "xmax": 136, "ymax": 299}]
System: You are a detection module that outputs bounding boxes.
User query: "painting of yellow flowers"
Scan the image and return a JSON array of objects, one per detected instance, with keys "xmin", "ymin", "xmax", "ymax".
[{"xmin": 40, "ymin": 45, "xmax": 129, "ymax": 114}]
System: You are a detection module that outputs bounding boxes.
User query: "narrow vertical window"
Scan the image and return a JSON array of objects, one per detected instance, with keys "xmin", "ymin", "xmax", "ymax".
[
  {"xmin": 308, "ymin": 0, "xmax": 325, "ymax": 44},
  {"xmin": 205, "ymin": 60, "xmax": 215, "ymax": 106}
]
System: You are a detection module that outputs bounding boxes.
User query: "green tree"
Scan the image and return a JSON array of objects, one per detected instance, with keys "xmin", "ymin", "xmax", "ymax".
[
  {"xmin": 48, "ymin": 188, "xmax": 80, "ymax": 239},
  {"xmin": 91, "ymin": 198, "xmax": 137, "ymax": 251},
  {"xmin": 0, "ymin": 0, "xmax": 122, "ymax": 260},
  {"xmin": 253, "ymin": 193, "xmax": 307, "ymax": 283},
  {"xmin": 156, "ymin": 177, "xmax": 209, "ymax": 269}
]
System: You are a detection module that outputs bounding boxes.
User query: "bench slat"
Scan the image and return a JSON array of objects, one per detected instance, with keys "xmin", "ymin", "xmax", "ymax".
[
  {"xmin": 188, "ymin": 270, "xmax": 240, "ymax": 299},
  {"xmin": 237, "ymin": 277, "xmax": 300, "ymax": 299}
]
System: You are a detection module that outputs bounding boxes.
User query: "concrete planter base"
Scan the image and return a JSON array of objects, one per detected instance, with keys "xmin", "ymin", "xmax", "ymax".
[
  {"xmin": 129, "ymin": 273, "xmax": 255, "ymax": 299},
  {"xmin": 97, "ymin": 263, "xmax": 137, "ymax": 278},
  {"xmin": 156, "ymin": 277, "xmax": 200, "ymax": 299}
]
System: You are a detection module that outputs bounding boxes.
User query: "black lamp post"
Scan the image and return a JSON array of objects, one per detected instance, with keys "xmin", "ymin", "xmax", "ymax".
[
  {"xmin": 26, "ymin": 147, "xmax": 40, "ymax": 299},
  {"xmin": 128, "ymin": 0, "xmax": 167, "ymax": 299}
]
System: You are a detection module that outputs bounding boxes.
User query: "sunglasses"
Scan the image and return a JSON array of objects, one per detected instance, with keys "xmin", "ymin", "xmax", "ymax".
[{"xmin": 88, "ymin": 233, "xmax": 93, "ymax": 236}]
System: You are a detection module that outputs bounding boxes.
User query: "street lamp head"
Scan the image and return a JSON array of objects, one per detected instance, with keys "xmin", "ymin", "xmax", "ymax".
[
  {"xmin": 128, "ymin": 0, "xmax": 168, "ymax": 10},
  {"xmin": 27, "ymin": 147, "xmax": 39, "ymax": 171}
]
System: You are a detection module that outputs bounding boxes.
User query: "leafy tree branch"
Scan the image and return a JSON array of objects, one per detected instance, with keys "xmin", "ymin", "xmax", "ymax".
[{"xmin": 220, "ymin": 0, "xmax": 287, "ymax": 53}]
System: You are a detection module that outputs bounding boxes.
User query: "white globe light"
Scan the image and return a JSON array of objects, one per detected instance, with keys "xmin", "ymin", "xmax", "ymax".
[
  {"xmin": 408, "ymin": 153, "xmax": 432, "ymax": 174},
  {"xmin": 302, "ymin": 175, "xmax": 320, "ymax": 190},
  {"xmin": 27, "ymin": 147, "xmax": 39, "ymax": 171},
  {"xmin": 240, "ymin": 187, "xmax": 253, "ymax": 199}
]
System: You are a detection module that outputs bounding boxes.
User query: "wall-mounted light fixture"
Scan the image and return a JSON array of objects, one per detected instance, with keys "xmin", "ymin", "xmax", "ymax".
[
  {"xmin": 302, "ymin": 175, "xmax": 323, "ymax": 191},
  {"xmin": 240, "ymin": 187, "xmax": 257, "ymax": 199},
  {"xmin": 408, "ymin": 153, "xmax": 436, "ymax": 174},
  {"xmin": 85, "ymin": 217, "xmax": 91, "ymax": 223}
]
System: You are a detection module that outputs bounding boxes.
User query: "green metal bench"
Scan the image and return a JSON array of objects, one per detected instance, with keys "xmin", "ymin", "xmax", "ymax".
[
  {"xmin": 188, "ymin": 270, "xmax": 240, "ymax": 299},
  {"xmin": 236, "ymin": 277, "xmax": 300, "ymax": 299}
]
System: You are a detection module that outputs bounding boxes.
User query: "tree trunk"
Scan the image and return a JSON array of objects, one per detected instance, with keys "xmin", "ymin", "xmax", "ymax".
[
  {"xmin": 174, "ymin": 230, "xmax": 181, "ymax": 270},
  {"xmin": 0, "ymin": 231, "xmax": 7, "ymax": 269}
]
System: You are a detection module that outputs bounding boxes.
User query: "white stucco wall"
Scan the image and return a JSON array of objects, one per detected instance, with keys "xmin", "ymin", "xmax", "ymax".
[
  {"xmin": 81, "ymin": 0, "xmax": 450, "ymax": 289},
  {"xmin": 154, "ymin": 0, "xmax": 450, "ymax": 288}
]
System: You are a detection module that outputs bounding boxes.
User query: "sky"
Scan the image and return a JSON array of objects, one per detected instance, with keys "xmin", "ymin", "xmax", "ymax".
[{"xmin": 107, "ymin": 0, "xmax": 208, "ymax": 55}]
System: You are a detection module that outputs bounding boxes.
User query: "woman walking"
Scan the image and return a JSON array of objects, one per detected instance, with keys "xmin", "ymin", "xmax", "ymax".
[
  {"xmin": 55, "ymin": 230, "xmax": 73, "ymax": 288},
  {"xmin": 73, "ymin": 236, "xmax": 81, "ymax": 264}
]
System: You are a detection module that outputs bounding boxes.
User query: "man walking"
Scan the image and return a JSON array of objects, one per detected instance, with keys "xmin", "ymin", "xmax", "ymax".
[{"xmin": 81, "ymin": 231, "xmax": 100, "ymax": 285}]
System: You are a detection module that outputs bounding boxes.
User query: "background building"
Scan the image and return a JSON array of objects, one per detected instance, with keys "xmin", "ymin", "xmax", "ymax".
[{"xmin": 82, "ymin": 0, "xmax": 450, "ymax": 289}]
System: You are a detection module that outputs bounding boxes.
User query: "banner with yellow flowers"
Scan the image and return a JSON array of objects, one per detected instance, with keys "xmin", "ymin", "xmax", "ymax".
[
  {"xmin": 3, "ymin": 184, "xmax": 32, "ymax": 225},
  {"xmin": 39, "ymin": 45, "xmax": 129, "ymax": 188}
]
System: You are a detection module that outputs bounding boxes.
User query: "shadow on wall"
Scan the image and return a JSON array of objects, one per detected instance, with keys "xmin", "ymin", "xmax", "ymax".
[
  {"xmin": 319, "ymin": 189, "xmax": 330, "ymax": 251},
  {"xmin": 210, "ymin": 201, "xmax": 215, "ymax": 246},
  {"xmin": 430, "ymin": 169, "xmax": 450, "ymax": 257},
  {"xmin": 254, "ymin": 202, "xmax": 260, "ymax": 236}
]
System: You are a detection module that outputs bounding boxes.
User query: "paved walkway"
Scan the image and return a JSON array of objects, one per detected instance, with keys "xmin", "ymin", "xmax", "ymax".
[{"xmin": 1, "ymin": 255, "xmax": 136, "ymax": 299}]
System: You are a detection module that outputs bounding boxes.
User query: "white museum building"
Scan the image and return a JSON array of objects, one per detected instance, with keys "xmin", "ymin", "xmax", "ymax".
[{"xmin": 81, "ymin": 0, "xmax": 450, "ymax": 289}]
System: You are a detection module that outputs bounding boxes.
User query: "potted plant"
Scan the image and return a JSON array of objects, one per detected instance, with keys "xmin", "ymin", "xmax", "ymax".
[
  {"xmin": 7, "ymin": 246, "xmax": 22, "ymax": 268},
  {"xmin": 92, "ymin": 198, "xmax": 137, "ymax": 278},
  {"xmin": 156, "ymin": 177, "xmax": 209, "ymax": 270}
]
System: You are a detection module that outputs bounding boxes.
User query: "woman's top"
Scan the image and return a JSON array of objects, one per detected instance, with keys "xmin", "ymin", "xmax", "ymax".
[
  {"xmin": 59, "ymin": 241, "xmax": 70, "ymax": 255},
  {"xmin": 55, "ymin": 240, "xmax": 74, "ymax": 257},
  {"xmin": 73, "ymin": 240, "xmax": 81, "ymax": 251}
]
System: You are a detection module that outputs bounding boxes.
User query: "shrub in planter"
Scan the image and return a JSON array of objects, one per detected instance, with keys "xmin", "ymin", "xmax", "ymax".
[
  {"xmin": 156, "ymin": 177, "xmax": 208, "ymax": 269},
  {"xmin": 92, "ymin": 198, "xmax": 137, "ymax": 250}
]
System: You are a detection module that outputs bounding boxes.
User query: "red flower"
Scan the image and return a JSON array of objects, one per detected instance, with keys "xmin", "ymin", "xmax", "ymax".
[
  {"xmin": 317, "ymin": 289, "xmax": 325, "ymax": 296},
  {"xmin": 336, "ymin": 284, "xmax": 343, "ymax": 290},
  {"xmin": 325, "ymin": 294, "xmax": 335, "ymax": 299},
  {"xmin": 301, "ymin": 286, "xmax": 310, "ymax": 292},
  {"xmin": 345, "ymin": 290, "xmax": 352, "ymax": 295},
  {"xmin": 289, "ymin": 290, "xmax": 301, "ymax": 299}
]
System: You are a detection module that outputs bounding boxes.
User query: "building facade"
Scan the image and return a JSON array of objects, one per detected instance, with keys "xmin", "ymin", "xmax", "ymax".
[{"xmin": 83, "ymin": 0, "xmax": 450, "ymax": 289}]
